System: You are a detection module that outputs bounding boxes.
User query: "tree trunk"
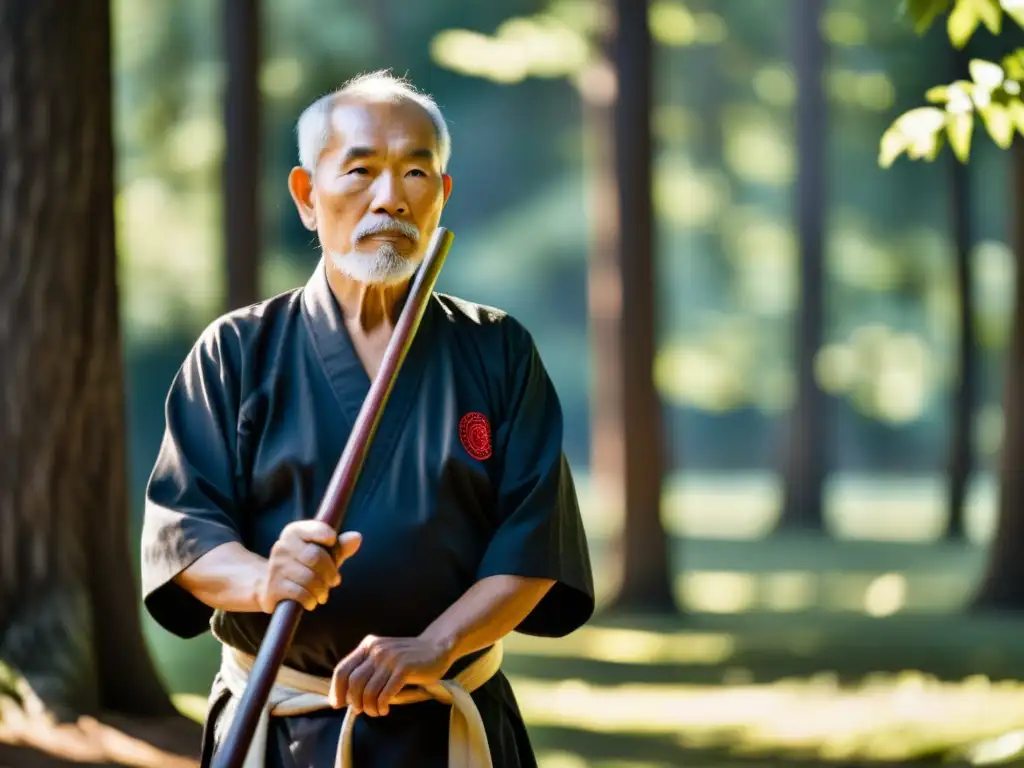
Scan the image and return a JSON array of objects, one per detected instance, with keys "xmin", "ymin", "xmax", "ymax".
[
  {"xmin": 223, "ymin": 0, "xmax": 261, "ymax": 310},
  {"xmin": 973, "ymin": 138, "xmax": 1024, "ymax": 610},
  {"xmin": 946, "ymin": 44, "xmax": 975, "ymax": 541},
  {"xmin": 945, "ymin": 128, "xmax": 975, "ymax": 541},
  {"xmin": 777, "ymin": 0, "xmax": 828, "ymax": 533},
  {"xmin": 0, "ymin": 0, "xmax": 174, "ymax": 718},
  {"xmin": 585, "ymin": 0, "xmax": 676, "ymax": 613}
]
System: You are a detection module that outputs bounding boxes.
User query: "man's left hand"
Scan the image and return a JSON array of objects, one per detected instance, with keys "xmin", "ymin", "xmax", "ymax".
[{"xmin": 330, "ymin": 635, "xmax": 453, "ymax": 717}]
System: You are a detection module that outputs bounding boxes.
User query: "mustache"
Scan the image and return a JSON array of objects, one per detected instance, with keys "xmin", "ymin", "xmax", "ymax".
[{"xmin": 353, "ymin": 217, "xmax": 420, "ymax": 243}]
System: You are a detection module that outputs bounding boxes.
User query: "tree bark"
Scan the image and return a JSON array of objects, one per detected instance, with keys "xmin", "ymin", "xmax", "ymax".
[
  {"xmin": 585, "ymin": 0, "xmax": 676, "ymax": 613},
  {"xmin": 946, "ymin": 44, "xmax": 975, "ymax": 541},
  {"xmin": 777, "ymin": 0, "xmax": 828, "ymax": 533},
  {"xmin": 945, "ymin": 130, "xmax": 975, "ymax": 541},
  {"xmin": 223, "ymin": 0, "xmax": 261, "ymax": 310},
  {"xmin": 0, "ymin": 0, "xmax": 174, "ymax": 718},
  {"xmin": 973, "ymin": 138, "xmax": 1024, "ymax": 610}
]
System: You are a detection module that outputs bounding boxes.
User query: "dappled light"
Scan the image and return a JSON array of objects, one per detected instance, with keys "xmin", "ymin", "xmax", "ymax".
[
  {"xmin": 648, "ymin": 2, "xmax": 726, "ymax": 47},
  {"xmin": 1, "ymin": 682, "xmax": 198, "ymax": 768},
  {"xmin": 168, "ymin": 619, "xmax": 1024, "ymax": 765},
  {"xmin": 722, "ymin": 105, "xmax": 795, "ymax": 184},
  {"xmin": 6, "ymin": 0, "xmax": 1024, "ymax": 766},
  {"xmin": 573, "ymin": 469, "xmax": 1001, "ymax": 543},
  {"xmin": 509, "ymin": 626, "xmax": 738, "ymax": 666},
  {"xmin": 512, "ymin": 673, "xmax": 1024, "ymax": 762},
  {"xmin": 259, "ymin": 58, "xmax": 304, "ymax": 99},
  {"xmin": 430, "ymin": 16, "xmax": 591, "ymax": 84}
]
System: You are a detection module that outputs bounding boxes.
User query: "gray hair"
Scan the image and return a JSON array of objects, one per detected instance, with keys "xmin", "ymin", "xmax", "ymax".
[{"xmin": 296, "ymin": 70, "xmax": 451, "ymax": 173}]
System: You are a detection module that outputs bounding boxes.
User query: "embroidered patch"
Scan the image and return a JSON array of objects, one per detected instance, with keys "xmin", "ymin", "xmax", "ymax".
[{"xmin": 459, "ymin": 412, "xmax": 492, "ymax": 461}]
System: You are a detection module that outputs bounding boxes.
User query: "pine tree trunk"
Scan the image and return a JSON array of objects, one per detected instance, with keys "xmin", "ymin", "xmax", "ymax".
[
  {"xmin": 946, "ymin": 136, "xmax": 974, "ymax": 541},
  {"xmin": 973, "ymin": 139, "xmax": 1024, "ymax": 610},
  {"xmin": 223, "ymin": 0, "xmax": 261, "ymax": 311},
  {"xmin": 585, "ymin": 0, "xmax": 676, "ymax": 613},
  {"xmin": 778, "ymin": 0, "xmax": 828, "ymax": 533},
  {"xmin": 0, "ymin": 0, "xmax": 174, "ymax": 719},
  {"xmin": 946, "ymin": 43, "xmax": 975, "ymax": 541}
]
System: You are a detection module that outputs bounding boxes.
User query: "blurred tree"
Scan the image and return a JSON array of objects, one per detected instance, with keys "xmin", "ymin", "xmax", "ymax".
[
  {"xmin": 0, "ymin": 0, "xmax": 175, "ymax": 719},
  {"xmin": 880, "ymin": 0, "xmax": 1024, "ymax": 606},
  {"xmin": 598, "ymin": 0, "xmax": 675, "ymax": 611},
  {"xmin": 778, "ymin": 0, "xmax": 828, "ymax": 533},
  {"xmin": 946, "ymin": 42, "xmax": 976, "ymax": 541},
  {"xmin": 223, "ymin": 0, "xmax": 261, "ymax": 310},
  {"xmin": 430, "ymin": 0, "xmax": 677, "ymax": 611}
]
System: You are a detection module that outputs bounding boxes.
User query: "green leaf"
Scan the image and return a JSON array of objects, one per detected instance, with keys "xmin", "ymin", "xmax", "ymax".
[
  {"xmin": 898, "ymin": 106, "xmax": 949, "ymax": 133},
  {"xmin": 1003, "ymin": 0, "xmax": 1024, "ymax": 27},
  {"xmin": 927, "ymin": 131, "xmax": 948, "ymax": 160},
  {"xmin": 981, "ymin": 103, "xmax": 1015, "ymax": 146},
  {"xmin": 976, "ymin": 0, "xmax": 1003, "ymax": 33},
  {"xmin": 948, "ymin": 81, "xmax": 977, "ymax": 112},
  {"xmin": 879, "ymin": 107, "xmax": 947, "ymax": 166},
  {"xmin": 970, "ymin": 58, "xmax": 1005, "ymax": 89},
  {"xmin": 904, "ymin": 0, "xmax": 953, "ymax": 33},
  {"xmin": 879, "ymin": 125, "xmax": 908, "ymax": 167},
  {"xmin": 947, "ymin": 111, "xmax": 975, "ymax": 161},
  {"xmin": 1002, "ymin": 49, "xmax": 1024, "ymax": 79},
  {"xmin": 1008, "ymin": 98, "xmax": 1024, "ymax": 134},
  {"xmin": 908, "ymin": 130, "xmax": 945, "ymax": 160},
  {"xmin": 948, "ymin": 0, "xmax": 981, "ymax": 47}
]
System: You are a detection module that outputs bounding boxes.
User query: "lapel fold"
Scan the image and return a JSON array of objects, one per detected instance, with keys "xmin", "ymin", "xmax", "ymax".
[{"xmin": 300, "ymin": 259, "xmax": 438, "ymax": 506}]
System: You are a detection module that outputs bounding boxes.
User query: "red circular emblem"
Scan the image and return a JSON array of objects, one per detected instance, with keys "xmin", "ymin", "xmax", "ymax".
[{"xmin": 459, "ymin": 412, "xmax": 492, "ymax": 461}]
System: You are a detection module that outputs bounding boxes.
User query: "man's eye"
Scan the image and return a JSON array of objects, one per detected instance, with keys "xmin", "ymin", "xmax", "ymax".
[
  {"xmin": 407, "ymin": 169, "xmax": 427, "ymax": 177},
  {"xmin": 348, "ymin": 167, "xmax": 369, "ymax": 175}
]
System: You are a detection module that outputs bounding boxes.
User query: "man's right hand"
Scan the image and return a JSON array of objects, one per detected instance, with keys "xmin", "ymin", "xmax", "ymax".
[{"xmin": 256, "ymin": 522, "xmax": 362, "ymax": 613}]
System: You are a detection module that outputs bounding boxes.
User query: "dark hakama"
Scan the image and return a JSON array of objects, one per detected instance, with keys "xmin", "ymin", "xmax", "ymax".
[{"xmin": 140, "ymin": 262, "xmax": 595, "ymax": 767}]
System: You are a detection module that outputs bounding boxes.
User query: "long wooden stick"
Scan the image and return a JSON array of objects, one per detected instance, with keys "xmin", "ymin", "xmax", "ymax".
[{"xmin": 213, "ymin": 227, "xmax": 455, "ymax": 768}]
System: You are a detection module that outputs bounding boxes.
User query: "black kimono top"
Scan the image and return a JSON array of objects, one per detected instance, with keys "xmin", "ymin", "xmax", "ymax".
[{"xmin": 140, "ymin": 261, "xmax": 595, "ymax": 765}]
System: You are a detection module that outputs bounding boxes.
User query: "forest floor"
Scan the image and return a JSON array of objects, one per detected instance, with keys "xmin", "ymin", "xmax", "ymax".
[
  {"xmin": 5, "ymin": 532, "xmax": 1024, "ymax": 767},
  {"xmin": 0, "ymin": 708, "xmax": 200, "ymax": 767},
  {"xmin": 6, "ymin": 611, "xmax": 1024, "ymax": 766},
  {"xmin": 169, "ymin": 611, "xmax": 1024, "ymax": 768},
  {"xmin": 498, "ymin": 611, "xmax": 1024, "ymax": 767}
]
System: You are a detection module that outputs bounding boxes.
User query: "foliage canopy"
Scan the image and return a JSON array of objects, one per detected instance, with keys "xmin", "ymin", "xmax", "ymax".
[{"xmin": 881, "ymin": 0, "xmax": 1024, "ymax": 166}]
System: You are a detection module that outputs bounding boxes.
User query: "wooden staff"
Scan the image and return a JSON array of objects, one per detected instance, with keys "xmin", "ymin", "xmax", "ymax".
[{"xmin": 213, "ymin": 227, "xmax": 455, "ymax": 768}]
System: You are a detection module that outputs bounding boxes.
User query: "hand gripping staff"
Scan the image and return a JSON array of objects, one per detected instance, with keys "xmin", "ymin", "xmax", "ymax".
[{"xmin": 212, "ymin": 227, "xmax": 455, "ymax": 768}]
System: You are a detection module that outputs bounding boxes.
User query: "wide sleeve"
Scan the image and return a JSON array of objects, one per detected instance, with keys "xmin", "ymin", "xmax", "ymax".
[
  {"xmin": 140, "ymin": 323, "xmax": 245, "ymax": 639},
  {"xmin": 475, "ymin": 321, "xmax": 595, "ymax": 638}
]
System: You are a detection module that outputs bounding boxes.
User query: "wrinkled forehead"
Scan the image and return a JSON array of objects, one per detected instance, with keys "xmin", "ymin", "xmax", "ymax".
[{"xmin": 326, "ymin": 96, "xmax": 440, "ymax": 158}]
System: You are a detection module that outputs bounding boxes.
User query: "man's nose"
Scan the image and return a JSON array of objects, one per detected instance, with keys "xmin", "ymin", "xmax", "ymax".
[{"xmin": 371, "ymin": 172, "xmax": 407, "ymax": 217}]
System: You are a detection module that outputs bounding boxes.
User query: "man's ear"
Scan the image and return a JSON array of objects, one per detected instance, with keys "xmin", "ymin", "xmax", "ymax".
[
  {"xmin": 441, "ymin": 174, "xmax": 453, "ymax": 208},
  {"xmin": 288, "ymin": 167, "xmax": 317, "ymax": 231}
]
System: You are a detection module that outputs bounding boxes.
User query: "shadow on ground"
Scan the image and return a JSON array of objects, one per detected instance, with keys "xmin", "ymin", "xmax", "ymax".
[
  {"xmin": 0, "ymin": 714, "xmax": 200, "ymax": 768},
  {"xmin": 12, "ymin": 610, "xmax": 1024, "ymax": 766},
  {"xmin": 495, "ymin": 611, "xmax": 1024, "ymax": 766}
]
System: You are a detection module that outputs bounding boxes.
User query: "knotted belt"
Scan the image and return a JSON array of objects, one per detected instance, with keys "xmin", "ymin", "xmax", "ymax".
[{"xmin": 214, "ymin": 641, "xmax": 502, "ymax": 768}]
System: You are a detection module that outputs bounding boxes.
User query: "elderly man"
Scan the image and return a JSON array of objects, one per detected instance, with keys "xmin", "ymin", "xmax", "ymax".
[{"xmin": 140, "ymin": 71, "xmax": 594, "ymax": 768}]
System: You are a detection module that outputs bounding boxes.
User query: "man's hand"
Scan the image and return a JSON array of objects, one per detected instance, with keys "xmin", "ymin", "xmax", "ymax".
[
  {"xmin": 329, "ymin": 635, "xmax": 454, "ymax": 717},
  {"xmin": 254, "ymin": 522, "xmax": 362, "ymax": 613}
]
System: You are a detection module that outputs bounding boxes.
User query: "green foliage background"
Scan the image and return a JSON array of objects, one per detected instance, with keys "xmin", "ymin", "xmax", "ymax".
[
  {"xmin": 112, "ymin": 0, "xmax": 1019, "ymax": 692},
  {"xmin": 881, "ymin": 0, "xmax": 1024, "ymax": 165}
]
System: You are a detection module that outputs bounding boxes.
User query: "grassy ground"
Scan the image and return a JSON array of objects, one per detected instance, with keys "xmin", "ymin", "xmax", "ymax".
[
  {"xmin": 500, "ymin": 612, "xmax": 1024, "ymax": 766},
  {"xmin": 5, "ymin": 524, "xmax": 1013, "ymax": 767},
  {"xmin": 10, "ymin": 608, "xmax": 1024, "ymax": 767},
  {"xmin": 152, "ymin": 533, "xmax": 1024, "ymax": 767},
  {"xmin": 165, "ymin": 610, "xmax": 1024, "ymax": 767}
]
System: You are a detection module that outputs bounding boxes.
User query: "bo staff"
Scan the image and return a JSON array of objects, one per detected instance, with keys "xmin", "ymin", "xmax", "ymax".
[{"xmin": 213, "ymin": 227, "xmax": 455, "ymax": 768}]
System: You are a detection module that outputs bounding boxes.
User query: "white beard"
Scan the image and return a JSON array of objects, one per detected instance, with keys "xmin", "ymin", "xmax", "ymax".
[{"xmin": 327, "ymin": 244, "xmax": 419, "ymax": 285}]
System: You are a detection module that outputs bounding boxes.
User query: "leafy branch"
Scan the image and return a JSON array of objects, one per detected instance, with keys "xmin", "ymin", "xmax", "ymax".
[{"xmin": 880, "ymin": 0, "xmax": 1024, "ymax": 166}]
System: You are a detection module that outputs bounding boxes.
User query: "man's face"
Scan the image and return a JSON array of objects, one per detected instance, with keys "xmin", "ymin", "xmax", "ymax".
[{"xmin": 289, "ymin": 96, "xmax": 452, "ymax": 285}]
